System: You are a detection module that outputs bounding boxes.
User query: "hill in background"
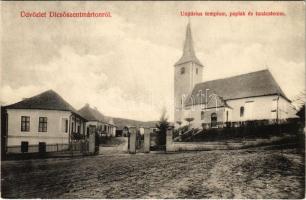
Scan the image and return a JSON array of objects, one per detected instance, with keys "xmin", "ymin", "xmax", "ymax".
[{"xmin": 113, "ymin": 117, "xmax": 158, "ymax": 129}]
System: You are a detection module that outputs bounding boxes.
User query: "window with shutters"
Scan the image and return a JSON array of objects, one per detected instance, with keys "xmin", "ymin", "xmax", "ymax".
[
  {"xmin": 21, "ymin": 116, "xmax": 30, "ymax": 132},
  {"xmin": 38, "ymin": 117, "xmax": 47, "ymax": 132},
  {"xmin": 62, "ymin": 118, "xmax": 68, "ymax": 133}
]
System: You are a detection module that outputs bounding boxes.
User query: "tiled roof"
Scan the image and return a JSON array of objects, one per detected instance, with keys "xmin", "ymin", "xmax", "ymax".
[
  {"xmin": 78, "ymin": 104, "xmax": 114, "ymax": 125},
  {"xmin": 5, "ymin": 90, "xmax": 78, "ymax": 113},
  {"xmin": 185, "ymin": 69, "xmax": 289, "ymax": 106}
]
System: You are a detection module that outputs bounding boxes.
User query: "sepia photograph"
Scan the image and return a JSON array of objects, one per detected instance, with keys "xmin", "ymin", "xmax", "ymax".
[{"xmin": 0, "ymin": 1, "xmax": 305, "ymax": 199}]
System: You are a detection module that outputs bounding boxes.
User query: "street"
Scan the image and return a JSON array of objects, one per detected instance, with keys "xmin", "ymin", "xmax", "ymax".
[{"xmin": 1, "ymin": 148, "xmax": 305, "ymax": 199}]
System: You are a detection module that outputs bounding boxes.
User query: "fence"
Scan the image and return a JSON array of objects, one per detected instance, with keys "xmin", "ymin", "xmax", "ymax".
[
  {"xmin": 7, "ymin": 143, "xmax": 69, "ymax": 154},
  {"xmin": 6, "ymin": 141, "xmax": 90, "ymax": 154},
  {"xmin": 201, "ymin": 119, "xmax": 292, "ymax": 129},
  {"xmin": 175, "ymin": 118, "xmax": 302, "ymax": 142},
  {"xmin": 167, "ymin": 127, "xmax": 304, "ymax": 152}
]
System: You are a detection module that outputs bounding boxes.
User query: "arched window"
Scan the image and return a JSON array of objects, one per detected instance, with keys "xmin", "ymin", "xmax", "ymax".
[
  {"xmin": 211, "ymin": 113, "xmax": 217, "ymax": 128},
  {"xmin": 190, "ymin": 96, "xmax": 194, "ymax": 107},
  {"xmin": 198, "ymin": 90, "xmax": 203, "ymax": 105},
  {"xmin": 240, "ymin": 106, "xmax": 244, "ymax": 117},
  {"xmin": 226, "ymin": 111, "xmax": 229, "ymax": 122},
  {"xmin": 196, "ymin": 68, "xmax": 198, "ymax": 74},
  {"xmin": 181, "ymin": 94, "xmax": 186, "ymax": 108},
  {"xmin": 180, "ymin": 67, "xmax": 185, "ymax": 74},
  {"xmin": 201, "ymin": 111, "xmax": 205, "ymax": 120}
]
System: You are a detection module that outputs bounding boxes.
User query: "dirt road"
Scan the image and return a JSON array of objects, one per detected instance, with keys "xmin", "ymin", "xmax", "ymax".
[{"xmin": 1, "ymin": 148, "xmax": 304, "ymax": 198}]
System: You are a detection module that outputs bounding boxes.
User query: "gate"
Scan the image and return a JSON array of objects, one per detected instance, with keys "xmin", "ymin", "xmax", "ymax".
[
  {"xmin": 128, "ymin": 127, "xmax": 152, "ymax": 154},
  {"xmin": 136, "ymin": 133, "xmax": 144, "ymax": 152},
  {"xmin": 150, "ymin": 131, "xmax": 166, "ymax": 151}
]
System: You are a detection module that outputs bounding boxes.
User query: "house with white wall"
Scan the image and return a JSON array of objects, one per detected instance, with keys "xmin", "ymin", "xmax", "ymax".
[
  {"xmin": 1, "ymin": 90, "xmax": 87, "ymax": 154},
  {"xmin": 78, "ymin": 104, "xmax": 116, "ymax": 137},
  {"xmin": 174, "ymin": 22, "xmax": 297, "ymax": 129}
]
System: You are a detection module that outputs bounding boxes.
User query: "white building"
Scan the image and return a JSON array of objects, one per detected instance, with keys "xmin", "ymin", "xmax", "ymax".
[
  {"xmin": 1, "ymin": 90, "xmax": 87, "ymax": 154},
  {"xmin": 78, "ymin": 104, "xmax": 116, "ymax": 137},
  {"xmin": 174, "ymin": 23, "xmax": 297, "ymax": 129}
]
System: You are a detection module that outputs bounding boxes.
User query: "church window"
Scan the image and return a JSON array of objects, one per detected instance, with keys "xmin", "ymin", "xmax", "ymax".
[
  {"xmin": 181, "ymin": 95, "xmax": 185, "ymax": 108},
  {"xmin": 226, "ymin": 111, "xmax": 229, "ymax": 122},
  {"xmin": 180, "ymin": 67, "xmax": 185, "ymax": 74},
  {"xmin": 201, "ymin": 111, "xmax": 205, "ymax": 120},
  {"xmin": 240, "ymin": 106, "xmax": 244, "ymax": 117},
  {"xmin": 196, "ymin": 68, "xmax": 198, "ymax": 74}
]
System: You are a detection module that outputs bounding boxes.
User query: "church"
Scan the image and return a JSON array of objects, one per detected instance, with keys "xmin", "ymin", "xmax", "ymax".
[{"xmin": 174, "ymin": 22, "xmax": 297, "ymax": 129}]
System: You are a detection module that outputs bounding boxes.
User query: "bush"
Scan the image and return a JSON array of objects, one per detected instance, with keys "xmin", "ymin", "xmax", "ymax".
[
  {"xmin": 155, "ymin": 109, "xmax": 169, "ymax": 146},
  {"xmin": 173, "ymin": 125, "xmax": 189, "ymax": 138}
]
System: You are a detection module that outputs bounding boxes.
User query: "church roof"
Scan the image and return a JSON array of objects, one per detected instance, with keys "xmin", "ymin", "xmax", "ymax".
[
  {"xmin": 5, "ymin": 89, "xmax": 78, "ymax": 113},
  {"xmin": 78, "ymin": 104, "xmax": 114, "ymax": 125},
  {"xmin": 185, "ymin": 69, "xmax": 290, "ymax": 106},
  {"xmin": 175, "ymin": 22, "xmax": 204, "ymax": 67}
]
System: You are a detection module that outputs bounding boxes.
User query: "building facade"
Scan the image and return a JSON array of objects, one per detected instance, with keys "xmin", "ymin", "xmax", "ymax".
[
  {"xmin": 78, "ymin": 104, "xmax": 116, "ymax": 137},
  {"xmin": 174, "ymin": 23, "xmax": 297, "ymax": 129},
  {"xmin": 1, "ymin": 90, "xmax": 86, "ymax": 154}
]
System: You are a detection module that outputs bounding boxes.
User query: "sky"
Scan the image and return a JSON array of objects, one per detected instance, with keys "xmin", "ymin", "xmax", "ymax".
[{"xmin": 1, "ymin": 1, "xmax": 305, "ymax": 121}]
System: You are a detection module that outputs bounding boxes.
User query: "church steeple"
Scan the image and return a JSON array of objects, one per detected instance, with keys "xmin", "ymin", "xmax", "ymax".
[
  {"xmin": 174, "ymin": 21, "xmax": 204, "ymax": 127},
  {"xmin": 175, "ymin": 22, "xmax": 203, "ymax": 67}
]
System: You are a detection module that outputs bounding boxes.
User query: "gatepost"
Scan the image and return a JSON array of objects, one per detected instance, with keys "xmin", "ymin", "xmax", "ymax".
[
  {"xmin": 166, "ymin": 126, "xmax": 174, "ymax": 152},
  {"xmin": 144, "ymin": 128, "xmax": 150, "ymax": 153},
  {"xmin": 129, "ymin": 126, "xmax": 136, "ymax": 154},
  {"xmin": 88, "ymin": 132, "xmax": 95, "ymax": 154}
]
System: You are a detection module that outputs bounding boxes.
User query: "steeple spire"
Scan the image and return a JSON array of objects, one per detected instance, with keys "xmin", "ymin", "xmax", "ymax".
[{"xmin": 175, "ymin": 21, "xmax": 203, "ymax": 67}]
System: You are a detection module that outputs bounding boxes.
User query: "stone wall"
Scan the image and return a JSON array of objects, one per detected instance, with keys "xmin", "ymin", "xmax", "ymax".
[{"xmin": 166, "ymin": 129, "xmax": 294, "ymax": 152}]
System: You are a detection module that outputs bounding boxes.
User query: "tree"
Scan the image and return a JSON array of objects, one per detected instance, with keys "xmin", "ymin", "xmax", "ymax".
[
  {"xmin": 292, "ymin": 91, "xmax": 305, "ymax": 124},
  {"xmin": 156, "ymin": 108, "xmax": 169, "ymax": 146},
  {"xmin": 292, "ymin": 91, "xmax": 306, "ymax": 109},
  {"xmin": 185, "ymin": 117, "xmax": 194, "ymax": 126},
  {"xmin": 297, "ymin": 105, "xmax": 305, "ymax": 123},
  {"xmin": 176, "ymin": 121, "xmax": 182, "ymax": 127}
]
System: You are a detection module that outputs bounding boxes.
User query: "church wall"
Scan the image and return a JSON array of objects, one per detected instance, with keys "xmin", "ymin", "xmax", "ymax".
[
  {"xmin": 182, "ymin": 105, "xmax": 226, "ymax": 128},
  {"xmin": 174, "ymin": 62, "xmax": 202, "ymax": 125},
  {"xmin": 226, "ymin": 95, "xmax": 293, "ymax": 121},
  {"xmin": 174, "ymin": 63, "xmax": 191, "ymax": 124},
  {"xmin": 178, "ymin": 95, "xmax": 295, "ymax": 129}
]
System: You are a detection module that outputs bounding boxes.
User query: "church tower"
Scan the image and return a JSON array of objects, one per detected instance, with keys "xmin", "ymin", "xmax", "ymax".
[{"xmin": 174, "ymin": 22, "xmax": 204, "ymax": 126}]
